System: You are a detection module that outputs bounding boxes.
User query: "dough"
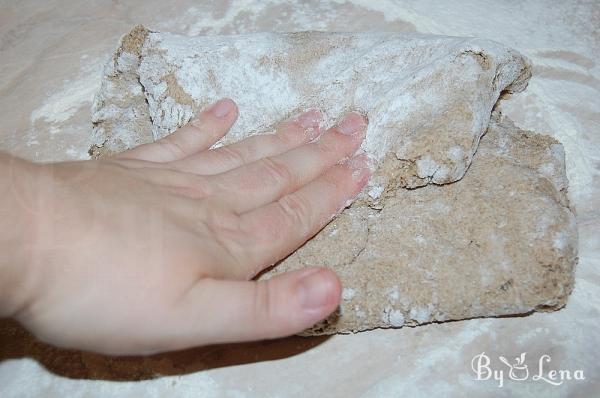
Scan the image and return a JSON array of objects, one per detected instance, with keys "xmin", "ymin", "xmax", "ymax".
[
  {"xmin": 90, "ymin": 25, "xmax": 531, "ymax": 187},
  {"xmin": 90, "ymin": 26, "xmax": 577, "ymax": 334},
  {"xmin": 269, "ymin": 113, "xmax": 577, "ymax": 334}
]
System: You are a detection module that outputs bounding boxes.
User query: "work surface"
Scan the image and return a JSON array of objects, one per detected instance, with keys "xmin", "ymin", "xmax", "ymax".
[{"xmin": 0, "ymin": 1, "xmax": 598, "ymax": 396}]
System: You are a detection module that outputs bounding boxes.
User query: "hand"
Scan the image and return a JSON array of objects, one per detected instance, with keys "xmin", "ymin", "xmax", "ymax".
[{"xmin": 6, "ymin": 98, "xmax": 371, "ymax": 355}]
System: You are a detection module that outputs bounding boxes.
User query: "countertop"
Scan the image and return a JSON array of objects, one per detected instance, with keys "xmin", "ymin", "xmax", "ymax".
[{"xmin": 0, "ymin": 1, "xmax": 598, "ymax": 396}]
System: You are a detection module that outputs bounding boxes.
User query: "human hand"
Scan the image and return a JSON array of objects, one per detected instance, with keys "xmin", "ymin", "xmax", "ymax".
[{"xmin": 6, "ymin": 98, "xmax": 371, "ymax": 354}]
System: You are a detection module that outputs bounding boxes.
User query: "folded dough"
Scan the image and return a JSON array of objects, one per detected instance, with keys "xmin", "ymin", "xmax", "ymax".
[
  {"xmin": 91, "ymin": 25, "xmax": 530, "ymax": 187},
  {"xmin": 90, "ymin": 26, "xmax": 576, "ymax": 334},
  {"xmin": 270, "ymin": 113, "xmax": 577, "ymax": 334}
]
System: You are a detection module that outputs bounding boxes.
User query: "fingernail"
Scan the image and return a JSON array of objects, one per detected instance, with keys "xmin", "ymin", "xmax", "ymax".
[
  {"xmin": 348, "ymin": 153, "xmax": 373, "ymax": 182},
  {"xmin": 296, "ymin": 269, "xmax": 336, "ymax": 311},
  {"xmin": 296, "ymin": 109, "xmax": 322, "ymax": 129},
  {"xmin": 338, "ymin": 112, "xmax": 367, "ymax": 135},
  {"xmin": 209, "ymin": 98, "xmax": 233, "ymax": 118},
  {"xmin": 349, "ymin": 153, "xmax": 373, "ymax": 171}
]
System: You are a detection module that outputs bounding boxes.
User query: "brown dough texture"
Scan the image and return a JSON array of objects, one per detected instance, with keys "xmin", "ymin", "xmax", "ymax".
[
  {"xmin": 90, "ymin": 26, "xmax": 577, "ymax": 334},
  {"xmin": 265, "ymin": 113, "xmax": 577, "ymax": 334}
]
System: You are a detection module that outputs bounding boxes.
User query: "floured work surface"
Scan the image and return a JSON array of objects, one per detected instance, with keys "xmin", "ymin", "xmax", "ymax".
[{"xmin": 91, "ymin": 26, "xmax": 577, "ymax": 334}]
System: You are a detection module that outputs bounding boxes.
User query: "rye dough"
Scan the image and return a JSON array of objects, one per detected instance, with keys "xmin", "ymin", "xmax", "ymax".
[{"xmin": 90, "ymin": 26, "xmax": 577, "ymax": 334}]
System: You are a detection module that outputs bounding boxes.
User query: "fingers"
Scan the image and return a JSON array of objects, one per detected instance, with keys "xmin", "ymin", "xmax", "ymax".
[
  {"xmin": 232, "ymin": 154, "xmax": 372, "ymax": 273},
  {"xmin": 171, "ymin": 108, "xmax": 323, "ymax": 175},
  {"xmin": 210, "ymin": 113, "xmax": 368, "ymax": 213},
  {"xmin": 160, "ymin": 267, "xmax": 341, "ymax": 348},
  {"xmin": 116, "ymin": 98, "xmax": 238, "ymax": 162}
]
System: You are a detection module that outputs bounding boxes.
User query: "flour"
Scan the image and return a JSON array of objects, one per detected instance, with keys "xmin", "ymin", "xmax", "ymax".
[
  {"xmin": 0, "ymin": 359, "xmax": 232, "ymax": 398},
  {"xmin": 367, "ymin": 185, "xmax": 384, "ymax": 200},
  {"xmin": 30, "ymin": 62, "xmax": 102, "ymax": 125},
  {"xmin": 342, "ymin": 288, "xmax": 357, "ymax": 301}
]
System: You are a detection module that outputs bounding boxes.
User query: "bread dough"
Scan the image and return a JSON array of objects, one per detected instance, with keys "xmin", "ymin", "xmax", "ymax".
[
  {"xmin": 268, "ymin": 113, "xmax": 577, "ymax": 334},
  {"xmin": 90, "ymin": 25, "xmax": 531, "ymax": 187},
  {"xmin": 90, "ymin": 26, "xmax": 576, "ymax": 334}
]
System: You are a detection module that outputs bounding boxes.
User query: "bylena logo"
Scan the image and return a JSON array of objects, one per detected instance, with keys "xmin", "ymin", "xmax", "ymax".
[
  {"xmin": 498, "ymin": 352, "xmax": 529, "ymax": 381},
  {"xmin": 471, "ymin": 352, "xmax": 585, "ymax": 388}
]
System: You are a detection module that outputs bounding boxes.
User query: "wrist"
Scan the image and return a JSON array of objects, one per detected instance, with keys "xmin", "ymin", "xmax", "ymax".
[{"xmin": 0, "ymin": 153, "xmax": 42, "ymax": 318}]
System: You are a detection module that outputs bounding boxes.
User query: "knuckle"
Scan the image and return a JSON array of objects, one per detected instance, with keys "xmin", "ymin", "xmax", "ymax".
[
  {"xmin": 321, "ymin": 168, "xmax": 347, "ymax": 192},
  {"xmin": 277, "ymin": 194, "xmax": 312, "ymax": 231},
  {"xmin": 238, "ymin": 136, "xmax": 263, "ymax": 158},
  {"xmin": 200, "ymin": 124, "xmax": 220, "ymax": 141},
  {"xmin": 190, "ymin": 115, "xmax": 219, "ymax": 134},
  {"xmin": 157, "ymin": 136, "xmax": 187, "ymax": 158},
  {"xmin": 279, "ymin": 120, "xmax": 304, "ymax": 136},
  {"xmin": 253, "ymin": 281, "xmax": 275, "ymax": 325},
  {"xmin": 316, "ymin": 135, "xmax": 347, "ymax": 156},
  {"xmin": 203, "ymin": 205, "xmax": 247, "ymax": 263},
  {"xmin": 188, "ymin": 117, "xmax": 205, "ymax": 130},
  {"xmin": 268, "ymin": 132, "xmax": 292, "ymax": 148},
  {"xmin": 275, "ymin": 119, "xmax": 297, "ymax": 132},
  {"xmin": 217, "ymin": 145, "xmax": 246, "ymax": 166},
  {"xmin": 261, "ymin": 156, "xmax": 295, "ymax": 187}
]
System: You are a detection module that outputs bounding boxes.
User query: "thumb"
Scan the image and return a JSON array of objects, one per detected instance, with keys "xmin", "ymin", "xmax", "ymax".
[{"xmin": 163, "ymin": 267, "xmax": 341, "ymax": 349}]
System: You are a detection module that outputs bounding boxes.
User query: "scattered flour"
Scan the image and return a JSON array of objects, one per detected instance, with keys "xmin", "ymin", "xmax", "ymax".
[
  {"xmin": 30, "ymin": 62, "xmax": 103, "ymax": 125},
  {"xmin": 388, "ymin": 310, "xmax": 405, "ymax": 327},
  {"xmin": 342, "ymin": 288, "xmax": 357, "ymax": 301},
  {"xmin": 409, "ymin": 305, "xmax": 432, "ymax": 324},
  {"xmin": 367, "ymin": 185, "xmax": 384, "ymax": 200}
]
